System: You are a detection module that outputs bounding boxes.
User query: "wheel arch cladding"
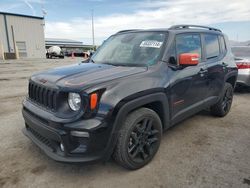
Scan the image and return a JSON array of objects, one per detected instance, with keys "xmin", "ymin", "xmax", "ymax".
[
  {"xmin": 226, "ymin": 76, "xmax": 237, "ymax": 88},
  {"xmin": 103, "ymin": 92, "xmax": 169, "ymax": 161},
  {"xmin": 112, "ymin": 92, "xmax": 170, "ymax": 131}
]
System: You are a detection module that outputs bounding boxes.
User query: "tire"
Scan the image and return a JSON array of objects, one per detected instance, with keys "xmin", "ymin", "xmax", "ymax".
[
  {"xmin": 113, "ymin": 108, "xmax": 162, "ymax": 170},
  {"xmin": 210, "ymin": 83, "xmax": 234, "ymax": 117}
]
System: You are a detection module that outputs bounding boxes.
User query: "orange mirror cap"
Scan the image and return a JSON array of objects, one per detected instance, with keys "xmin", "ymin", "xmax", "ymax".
[
  {"xmin": 90, "ymin": 93, "xmax": 98, "ymax": 110},
  {"xmin": 179, "ymin": 53, "xmax": 199, "ymax": 65}
]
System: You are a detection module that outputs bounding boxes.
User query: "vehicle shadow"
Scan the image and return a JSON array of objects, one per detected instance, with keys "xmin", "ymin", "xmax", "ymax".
[
  {"xmin": 234, "ymin": 86, "xmax": 250, "ymax": 94},
  {"xmin": 22, "ymin": 143, "xmax": 130, "ymax": 184},
  {"xmin": 36, "ymin": 148, "xmax": 127, "ymax": 172},
  {"xmin": 197, "ymin": 109, "xmax": 211, "ymax": 117}
]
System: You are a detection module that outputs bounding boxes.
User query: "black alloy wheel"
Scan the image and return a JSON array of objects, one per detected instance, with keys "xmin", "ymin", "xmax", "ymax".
[
  {"xmin": 128, "ymin": 117, "xmax": 160, "ymax": 163},
  {"xmin": 211, "ymin": 83, "xmax": 234, "ymax": 117},
  {"xmin": 113, "ymin": 108, "xmax": 162, "ymax": 170},
  {"xmin": 221, "ymin": 86, "xmax": 233, "ymax": 113}
]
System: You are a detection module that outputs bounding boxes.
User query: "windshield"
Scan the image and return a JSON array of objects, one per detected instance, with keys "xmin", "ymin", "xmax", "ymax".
[
  {"xmin": 231, "ymin": 46, "xmax": 250, "ymax": 58},
  {"xmin": 91, "ymin": 32, "xmax": 167, "ymax": 66}
]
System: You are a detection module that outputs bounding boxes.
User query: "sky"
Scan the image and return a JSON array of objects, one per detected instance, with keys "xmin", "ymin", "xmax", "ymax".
[{"xmin": 0, "ymin": 0, "xmax": 250, "ymax": 45}]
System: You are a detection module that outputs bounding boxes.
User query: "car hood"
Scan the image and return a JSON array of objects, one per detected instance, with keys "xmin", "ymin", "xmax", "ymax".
[{"xmin": 31, "ymin": 63, "xmax": 147, "ymax": 89}]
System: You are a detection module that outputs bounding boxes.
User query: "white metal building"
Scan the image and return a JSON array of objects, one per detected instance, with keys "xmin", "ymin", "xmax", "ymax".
[{"xmin": 0, "ymin": 12, "xmax": 45, "ymax": 59}]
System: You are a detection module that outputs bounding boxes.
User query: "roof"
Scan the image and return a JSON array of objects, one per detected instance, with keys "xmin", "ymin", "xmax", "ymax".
[
  {"xmin": 45, "ymin": 38, "xmax": 83, "ymax": 44},
  {"xmin": 117, "ymin": 25, "xmax": 223, "ymax": 35},
  {"xmin": 0, "ymin": 11, "xmax": 44, "ymax": 20}
]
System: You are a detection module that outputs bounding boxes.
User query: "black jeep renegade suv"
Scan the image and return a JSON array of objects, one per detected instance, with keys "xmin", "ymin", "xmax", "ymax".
[{"xmin": 22, "ymin": 25, "xmax": 238, "ymax": 169}]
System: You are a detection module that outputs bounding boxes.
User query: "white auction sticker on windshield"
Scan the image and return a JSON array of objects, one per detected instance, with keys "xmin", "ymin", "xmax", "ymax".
[{"xmin": 140, "ymin": 40, "xmax": 163, "ymax": 48}]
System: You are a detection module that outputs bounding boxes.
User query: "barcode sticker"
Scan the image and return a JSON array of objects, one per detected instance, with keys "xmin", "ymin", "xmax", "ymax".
[{"xmin": 140, "ymin": 40, "xmax": 163, "ymax": 48}]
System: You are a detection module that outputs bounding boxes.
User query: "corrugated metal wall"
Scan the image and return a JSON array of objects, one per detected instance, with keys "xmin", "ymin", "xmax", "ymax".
[{"xmin": 0, "ymin": 13, "xmax": 45, "ymax": 58}]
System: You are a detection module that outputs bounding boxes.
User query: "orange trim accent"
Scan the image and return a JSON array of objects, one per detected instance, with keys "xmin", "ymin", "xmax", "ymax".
[{"xmin": 90, "ymin": 93, "xmax": 98, "ymax": 110}]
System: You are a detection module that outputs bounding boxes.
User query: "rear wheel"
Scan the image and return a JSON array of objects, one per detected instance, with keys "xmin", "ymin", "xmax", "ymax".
[
  {"xmin": 210, "ymin": 83, "xmax": 233, "ymax": 117},
  {"xmin": 113, "ymin": 108, "xmax": 162, "ymax": 170}
]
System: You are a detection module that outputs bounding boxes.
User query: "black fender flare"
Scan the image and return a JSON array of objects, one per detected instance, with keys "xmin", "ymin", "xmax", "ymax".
[
  {"xmin": 225, "ymin": 70, "xmax": 238, "ymax": 86},
  {"xmin": 103, "ymin": 92, "xmax": 170, "ymax": 161}
]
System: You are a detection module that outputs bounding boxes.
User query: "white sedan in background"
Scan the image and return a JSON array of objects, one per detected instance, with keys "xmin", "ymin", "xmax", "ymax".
[{"xmin": 232, "ymin": 46, "xmax": 250, "ymax": 87}]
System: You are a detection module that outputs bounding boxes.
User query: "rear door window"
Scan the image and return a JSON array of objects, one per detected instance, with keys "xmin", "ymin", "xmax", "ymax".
[
  {"xmin": 204, "ymin": 34, "xmax": 220, "ymax": 59},
  {"xmin": 219, "ymin": 35, "xmax": 226, "ymax": 55}
]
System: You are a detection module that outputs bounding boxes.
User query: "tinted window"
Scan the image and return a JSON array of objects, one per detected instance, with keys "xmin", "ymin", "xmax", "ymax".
[
  {"xmin": 205, "ymin": 34, "xmax": 220, "ymax": 59},
  {"xmin": 176, "ymin": 34, "xmax": 202, "ymax": 60}
]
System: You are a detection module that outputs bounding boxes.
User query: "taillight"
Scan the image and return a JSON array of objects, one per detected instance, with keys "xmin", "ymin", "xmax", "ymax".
[{"xmin": 237, "ymin": 62, "xmax": 250, "ymax": 69}]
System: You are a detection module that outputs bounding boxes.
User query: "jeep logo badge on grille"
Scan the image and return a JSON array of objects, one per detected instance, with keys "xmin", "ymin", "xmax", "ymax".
[{"xmin": 39, "ymin": 79, "xmax": 47, "ymax": 84}]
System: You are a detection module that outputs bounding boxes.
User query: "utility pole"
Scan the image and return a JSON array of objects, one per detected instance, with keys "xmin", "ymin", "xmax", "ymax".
[{"xmin": 91, "ymin": 9, "xmax": 95, "ymax": 50}]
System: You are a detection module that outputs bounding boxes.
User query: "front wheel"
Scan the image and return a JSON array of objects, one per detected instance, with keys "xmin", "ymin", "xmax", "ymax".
[
  {"xmin": 113, "ymin": 108, "xmax": 162, "ymax": 170},
  {"xmin": 210, "ymin": 83, "xmax": 234, "ymax": 117}
]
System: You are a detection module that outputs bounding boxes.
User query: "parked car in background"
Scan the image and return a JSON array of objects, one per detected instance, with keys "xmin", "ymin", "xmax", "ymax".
[
  {"xmin": 232, "ymin": 46, "xmax": 250, "ymax": 87},
  {"xmin": 65, "ymin": 50, "xmax": 94, "ymax": 58},
  {"xmin": 46, "ymin": 46, "xmax": 64, "ymax": 59}
]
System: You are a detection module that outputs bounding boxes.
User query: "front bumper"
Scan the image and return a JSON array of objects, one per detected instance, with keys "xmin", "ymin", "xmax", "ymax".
[
  {"xmin": 22, "ymin": 100, "xmax": 114, "ymax": 163},
  {"xmin": 237, "ymin": 69, "xmax": 250, "ymax": 87}
]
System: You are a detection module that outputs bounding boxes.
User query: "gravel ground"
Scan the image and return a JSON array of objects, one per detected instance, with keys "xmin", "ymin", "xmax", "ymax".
[{"xmin": 0, "ymin": 58, "xmax": 250, "ymax": 188}]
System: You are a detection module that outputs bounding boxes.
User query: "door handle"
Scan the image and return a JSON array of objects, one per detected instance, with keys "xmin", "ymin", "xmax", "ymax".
[
  {"xmin": 199, "ymin": 68, "xmax": 208, "ymax": 74},
  {"xmin": 198, "ymin": 68, "xmax": 208, "ymax": 77},
  {"xmin": 222, "ymin": 62, "xmax": 228, "ymax": 70}
]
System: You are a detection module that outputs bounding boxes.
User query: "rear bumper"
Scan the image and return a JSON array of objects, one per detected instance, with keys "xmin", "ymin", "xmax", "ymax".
[
  {"xmin": 237, "ymin": 69, "xmax": 250, "ymax": 86},
  {"xmin": 22, "ymin": 101, "xmax": 114, "ymax": 163}
]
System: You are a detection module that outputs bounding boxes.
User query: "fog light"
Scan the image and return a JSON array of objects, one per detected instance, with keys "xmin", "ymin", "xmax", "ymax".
[
  {"xmin": 60, "ymin": 143, "xmax": 65, "ymax": 152},
  {"xmin": 71, "ymin": 131, "xmax": 89, "ymax": 138}
]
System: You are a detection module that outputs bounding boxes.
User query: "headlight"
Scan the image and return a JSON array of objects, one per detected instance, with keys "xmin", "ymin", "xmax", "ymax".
[{"xmin": 68, "ymin": 93, "xmax": 81, "ymax": 111}]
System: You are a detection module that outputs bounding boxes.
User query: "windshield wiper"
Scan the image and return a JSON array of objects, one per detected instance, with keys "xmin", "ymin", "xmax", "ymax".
[
  {"xmin": 102, "ymin": 62, "xmax": 118, "ymax": 66},
  {"xmin": 102, "ymin": 62, "xmax": 147, "ymax": 67},
  {"xmin": 115, "ymin": 63, "xmax": 148, "ymax": 67}
]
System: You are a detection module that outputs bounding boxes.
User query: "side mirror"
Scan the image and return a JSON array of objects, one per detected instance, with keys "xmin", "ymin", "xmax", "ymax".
[{"xmin": 179, "ymin": 53, "xmax": 199, "ymax": 66}]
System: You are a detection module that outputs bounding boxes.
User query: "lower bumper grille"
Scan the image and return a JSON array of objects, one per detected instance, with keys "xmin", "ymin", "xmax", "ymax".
[{"xmin": 27, "ymin": 125, "xmax": 54, "ymax": 150}]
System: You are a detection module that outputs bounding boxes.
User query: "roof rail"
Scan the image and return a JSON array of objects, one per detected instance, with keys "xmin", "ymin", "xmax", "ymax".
[
  {"xmin": 169, "ymin": 25, "xmax": 221, "ymax": 32},
  {"xmin": 116, "ymin": 29, "xmax": 139, "ymax": 34}
]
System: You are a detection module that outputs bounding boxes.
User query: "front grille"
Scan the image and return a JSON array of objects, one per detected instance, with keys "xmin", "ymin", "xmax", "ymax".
[{"xmin": 28, "ymin": 81, "xmax": 57, "ymax": 110}]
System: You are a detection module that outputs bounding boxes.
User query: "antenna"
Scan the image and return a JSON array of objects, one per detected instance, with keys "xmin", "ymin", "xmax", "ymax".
[
  {"xmin": 91, "ymin": 9, "xmax": 95, "ymax": 50},
  {"xmin": 42, "ymin": 8, "xmax": 47, "ymax": 17},
  {"xmin": 40, "ymin": 0, "xmax": 47, "ymax": 17}
]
